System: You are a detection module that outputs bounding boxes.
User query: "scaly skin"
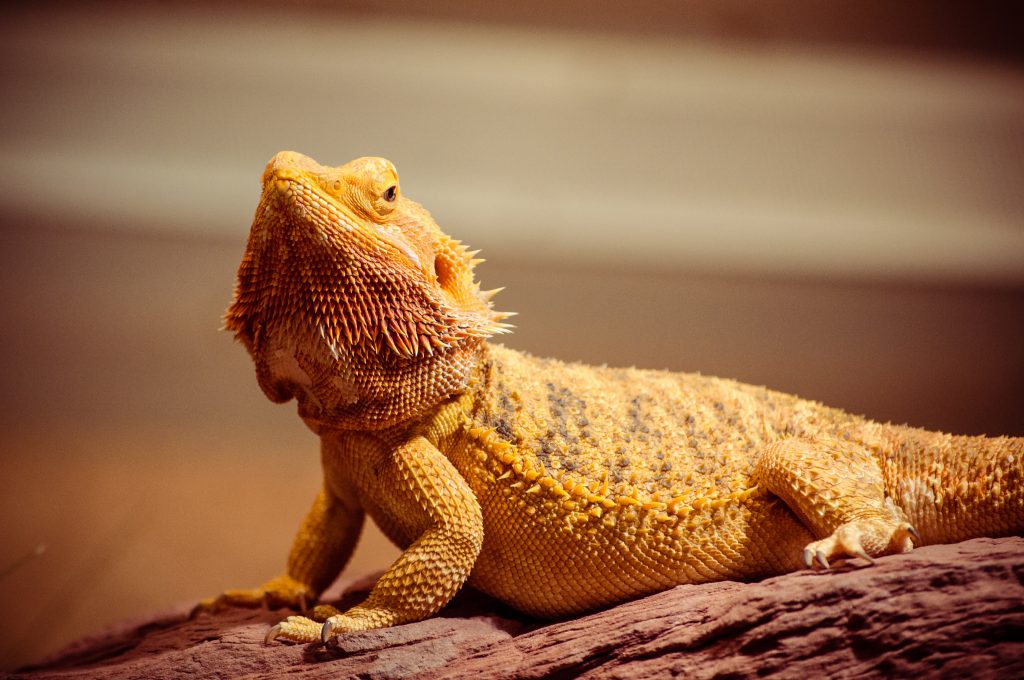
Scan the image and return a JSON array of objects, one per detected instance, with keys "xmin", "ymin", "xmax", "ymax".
[{"xmin": 204, "ymin": 151, "xmax": 1024, "ymax": 644}]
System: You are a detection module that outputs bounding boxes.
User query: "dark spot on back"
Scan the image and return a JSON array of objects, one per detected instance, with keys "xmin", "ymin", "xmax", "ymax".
[{"xmin": 494, "ymin": 418, "xmax": 516, "ymax": 444}]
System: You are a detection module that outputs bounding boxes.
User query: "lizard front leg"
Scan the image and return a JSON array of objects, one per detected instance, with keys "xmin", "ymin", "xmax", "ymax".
[
  {"xmin": 197, "ymin": 483, "xmax": 363, "ymax": 614},
  {"xmin": 268, "ymin": 434, "xmax": 484, "ymax": 644},
  {"xmin": 753, "ymin": 437, "xmax": 919, "ymax": 568}
]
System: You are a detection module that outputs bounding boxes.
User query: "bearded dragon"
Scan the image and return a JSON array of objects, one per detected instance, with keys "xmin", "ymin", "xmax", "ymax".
[{"xmin": 207, "ymin": 151, "xmax": 1024, "ymax": 644}]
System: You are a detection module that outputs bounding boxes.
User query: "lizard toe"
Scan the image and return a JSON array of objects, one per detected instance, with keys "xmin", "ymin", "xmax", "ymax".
[{"xmin": 265, "ymin": 615, "xmax": 323, "ymax": 644}]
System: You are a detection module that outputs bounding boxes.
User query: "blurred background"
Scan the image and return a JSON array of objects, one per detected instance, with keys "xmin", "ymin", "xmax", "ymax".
[{"xmin": 1, "ymin": 0, "xmax": 1022, "ymax": 670}]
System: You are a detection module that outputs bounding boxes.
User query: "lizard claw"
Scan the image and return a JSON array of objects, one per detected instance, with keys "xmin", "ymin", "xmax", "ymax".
[
  {"xmin": 803, "ymin": 546, "xmax": 831, "ymax": 569},
  {"xmin": 905, "ymin": 523, "xmax": 922, "ymax": 544},
  {"xmin": 264, "ymin": 624, "xmax": 282, "ymax": 645},
  {"xmin": 850, "ymin": 546, "xmax": 875, "ymax": 564}
]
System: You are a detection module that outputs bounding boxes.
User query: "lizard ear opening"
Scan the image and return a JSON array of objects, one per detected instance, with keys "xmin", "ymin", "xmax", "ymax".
[
  {"xmin": 425, "ymin": 241, "xmax": 512, "ymax": 343},
  {"xmin": 434, "ymin": 253, "xmax": 456, "ymax": 293}
]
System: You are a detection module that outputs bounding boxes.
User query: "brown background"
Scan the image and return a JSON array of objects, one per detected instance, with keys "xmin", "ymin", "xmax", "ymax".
[{"xmin": 1, "ymin": 1, "xmax": 1022, "ymax": 670}]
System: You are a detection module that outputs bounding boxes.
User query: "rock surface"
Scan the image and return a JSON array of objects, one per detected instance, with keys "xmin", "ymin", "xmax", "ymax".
[{"xmin": 12, "ymin": 537, "xmax": 1024, "ymax": 679}]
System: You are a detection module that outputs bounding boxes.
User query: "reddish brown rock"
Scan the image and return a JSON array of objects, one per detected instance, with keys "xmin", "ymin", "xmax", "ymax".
[{"xmin": 12, "ymin": 537, "xmax": 1024, "ymax": 679}]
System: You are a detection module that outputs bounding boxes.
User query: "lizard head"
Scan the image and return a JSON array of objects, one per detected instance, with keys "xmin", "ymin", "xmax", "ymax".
[{"xmin": 225, "ymin": 151, "xmax": 511, "ymax": 430}]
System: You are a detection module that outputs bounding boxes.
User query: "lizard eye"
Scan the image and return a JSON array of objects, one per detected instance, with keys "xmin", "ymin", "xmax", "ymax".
[{"xmin": 383, "ymin": 185, "xmax": 398, "ymax": 202}]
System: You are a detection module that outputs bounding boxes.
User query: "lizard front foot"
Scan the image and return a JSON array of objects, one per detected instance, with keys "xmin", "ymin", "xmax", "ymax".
[
  {"xmin": 264, "ymin": 606, "xmax": 371, "ymax": 645},
  {"xmin": 265, "ymin": 603, "xmax": 403, "ymax": 644},
  {"xmin": 803, "ymin": 518, "xmax": 921, "ymax": 569},
  {"xmin": 193, "ymin": 574, "xmax": 315, "ymax": 616}
]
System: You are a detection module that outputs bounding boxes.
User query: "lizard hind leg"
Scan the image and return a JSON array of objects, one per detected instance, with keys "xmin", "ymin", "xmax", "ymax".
[{"xmin": 753, "ymin": 437, "xmax": 919, "ymax": 569}]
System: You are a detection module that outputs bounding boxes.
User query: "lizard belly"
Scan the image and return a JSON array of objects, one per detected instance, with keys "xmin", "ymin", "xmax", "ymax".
[
  {"xmin": 465, "ymin": 470, "xmax": 811, "ymax": 617},
  {"xmin": 436, "ymin": 423, "xmax": 811, "ymax": 617}
]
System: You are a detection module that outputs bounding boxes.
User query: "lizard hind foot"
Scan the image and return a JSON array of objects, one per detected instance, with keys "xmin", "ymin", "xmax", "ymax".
[{"xmin": 802, "ymin": 518, "xmax": 919, "ymax": 570}]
